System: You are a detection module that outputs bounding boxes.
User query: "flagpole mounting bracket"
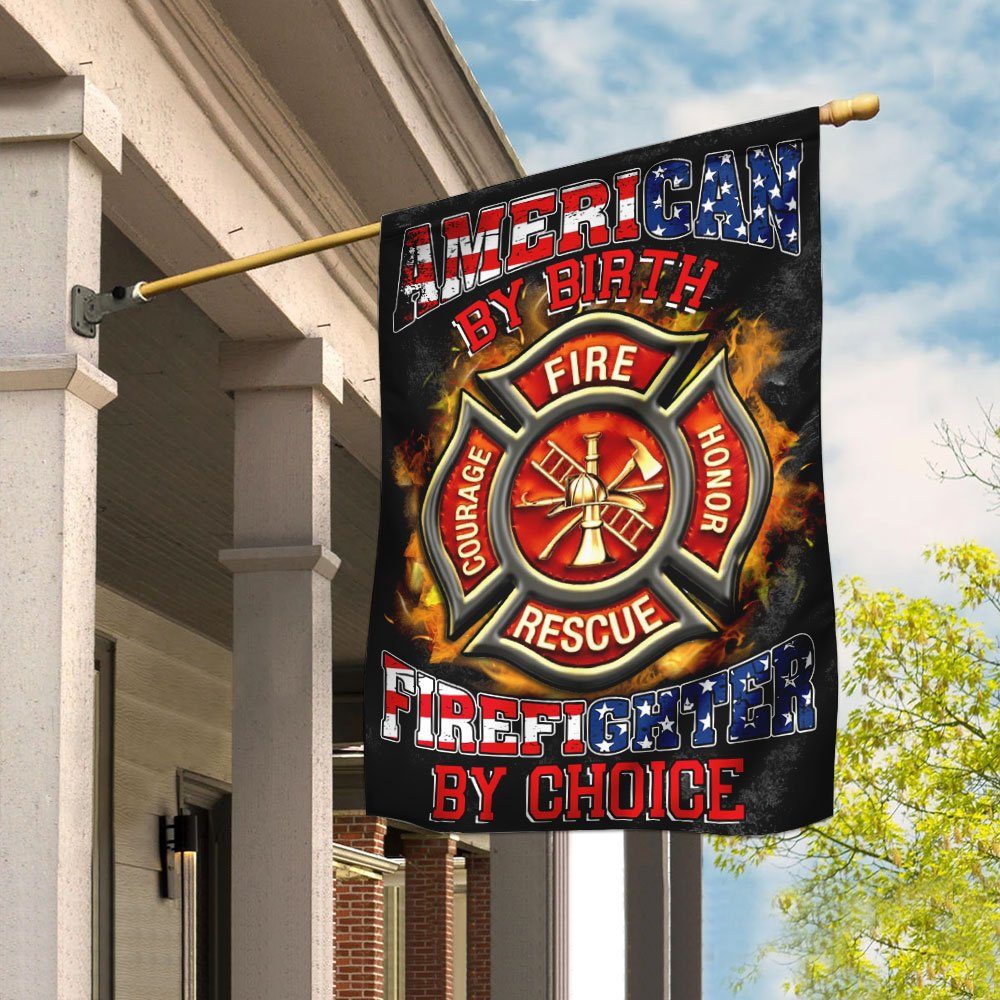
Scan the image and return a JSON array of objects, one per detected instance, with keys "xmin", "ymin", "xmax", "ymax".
[{"xmin": 71, "ymin": 282, "xmax": 147, "ymax": 338}]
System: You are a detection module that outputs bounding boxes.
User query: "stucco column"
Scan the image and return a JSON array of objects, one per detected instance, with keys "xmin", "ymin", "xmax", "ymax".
[
  {"xmin": 490, "ymin": 832, "xmax": 570, "ymax": 1000},
  {"xmin": 220, "ymin": 338, "xmax": 342, "ymax": 1000},
  {"xmin": 624, "ymin": 832, "xmax": 702, "ymax": 999},
  {"xmin": 0, "ymin": 77, "xmax": 120, "ymax": 1000}
]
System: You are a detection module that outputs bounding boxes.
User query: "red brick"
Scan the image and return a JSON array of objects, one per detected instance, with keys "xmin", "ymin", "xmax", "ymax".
[
  {"xmin": 333, "ymin": 815, "xmax": 387, "ymax": 1000},
  {"xmin": 403, "ymin": 835, "xmax": 457, "ymax": 1000}
]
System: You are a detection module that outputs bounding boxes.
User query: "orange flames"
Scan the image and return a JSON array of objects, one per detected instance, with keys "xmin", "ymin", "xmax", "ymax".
[{"xmin": 389, "ymin": 281, "xmax": 823, "ymax": 699}]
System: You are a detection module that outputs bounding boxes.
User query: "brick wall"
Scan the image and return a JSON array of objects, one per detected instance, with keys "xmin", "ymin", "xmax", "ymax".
[
  {"xmin": 402, "ymin": 835, "xmax": 457, "ymax": 1000},
  {"xmin": 465, "ymin": 853, "xmax": 491, "ymax": 1000},
  {"xmin": 333, "ymin": 815, "xmax": 388, "ymax": 1000}
]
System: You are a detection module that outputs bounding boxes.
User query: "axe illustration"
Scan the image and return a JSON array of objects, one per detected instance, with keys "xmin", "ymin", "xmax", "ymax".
[{"xmin": 605, "ymin": 438, "xmax": 664, "ymax": 492}]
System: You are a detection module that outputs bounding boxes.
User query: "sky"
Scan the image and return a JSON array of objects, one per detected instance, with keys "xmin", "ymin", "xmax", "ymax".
[{"xmin": 433, "ymin": 1, "xmax": 1000, "ymax": 996}]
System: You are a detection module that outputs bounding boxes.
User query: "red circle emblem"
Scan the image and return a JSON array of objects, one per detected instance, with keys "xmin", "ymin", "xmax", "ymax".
[{"xmin": 510, "ymin": 410, "xmax": 670, "ymax": 584}]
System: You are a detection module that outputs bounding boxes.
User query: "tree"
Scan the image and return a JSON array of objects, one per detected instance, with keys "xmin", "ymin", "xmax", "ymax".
[
  {"xmin": 931, "ymin": 406, "xmax": 1000, "ymax": 513},
  {"xmin": 714, "ymin": 413, "xmax": 1000, "ymax": 998}
]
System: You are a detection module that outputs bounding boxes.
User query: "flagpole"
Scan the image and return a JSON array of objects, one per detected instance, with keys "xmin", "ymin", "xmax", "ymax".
[
  {"xmin": 71, "ymin": 94, "xmax": 878, "ymax": 336},
  {"xmin": 139, "ymin": 221, "xmax": 383, "ymax": 300}
]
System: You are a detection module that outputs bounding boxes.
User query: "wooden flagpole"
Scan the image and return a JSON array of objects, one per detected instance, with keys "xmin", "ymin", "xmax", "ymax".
[
  {"xmin": 137, "ymin": 221, "xmax": 383, "ymax": 300},
  {"xmin": 72, "ymin": 94, "xmax": 878, "ymax": 335}
]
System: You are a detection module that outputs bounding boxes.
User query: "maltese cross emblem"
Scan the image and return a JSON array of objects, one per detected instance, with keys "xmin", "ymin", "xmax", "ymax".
[{"xmin": 421, "ymin": 312, "xmax": 772, "ymax": 690}]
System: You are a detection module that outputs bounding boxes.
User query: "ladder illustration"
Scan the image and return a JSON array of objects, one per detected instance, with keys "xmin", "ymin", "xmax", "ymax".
[
  {"xmin": 601, "ymin": 506, "xmax": 655, "ymax": 552},
  {"xmin": 531, "ymin": 440, "xmax": 585, "ymax": 491}
]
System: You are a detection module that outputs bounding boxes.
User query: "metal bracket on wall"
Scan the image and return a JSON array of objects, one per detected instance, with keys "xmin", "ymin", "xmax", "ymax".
[{"xmin": 71, "ymin": 282, "xmax": 147, "ymax": 338}]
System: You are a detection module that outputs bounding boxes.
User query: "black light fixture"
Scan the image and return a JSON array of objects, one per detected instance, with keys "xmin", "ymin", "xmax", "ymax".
[{"xmin": 159, "ymin": 813, "xmax": 198, "ymax": 899}]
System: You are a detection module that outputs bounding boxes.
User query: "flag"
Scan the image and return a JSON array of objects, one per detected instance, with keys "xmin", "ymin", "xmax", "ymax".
[{"xmin": 365, "ymin": 108, "xmax": 835, "ymax": 833}]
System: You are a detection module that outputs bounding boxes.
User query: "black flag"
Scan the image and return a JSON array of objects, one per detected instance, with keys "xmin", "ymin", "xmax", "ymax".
[{"xmin": 365, "ymin": 109, "xmax": 836, "ymax": 833}]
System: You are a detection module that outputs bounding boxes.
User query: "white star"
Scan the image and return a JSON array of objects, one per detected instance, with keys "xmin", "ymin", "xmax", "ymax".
[
  {"xmin": 803, "ymin": 692, "xmax": 812, "ymax": 706},
  {"xmin": 769, "ymin": 183, "xmax": 781, "ymax": 199},
  {"xmin": 653, "ymin": 196, "xmax": 663, "ymax": 208},
  {"xmin": 704, "ymin": 167, "xmax": 716, "ymax": 181},
  {"xmin": 788, "ymin": 228, "xmax": 798, "ymax": 243},
  {"xmin": 654, "ymin": 165, "xmax": 665, "ymax": 178},
  {"xmin": 783, "ymin": 676, "xmax": 797, "ymax": 688},
  {"xmin": 740, "ymin": 677, "xmax": 749, "ymax": 689},
  {"xmin": 597, "ymin": 703, "xmax": 613, "ymax": 718},
  {"xmin": 662, "ymin": 718, "xmax": 675, "ymax": 733},
  {"xmin": 699, "ymin": 679, "xmax": 715, "ymax": 693},
  {"xmin": 671, "ymin": 205, "xmax": 682, "ymax": 218},
  {"xmin": 752, "ymin": 174, "xmax": 764, "ymax": 189},
  {"xmin": 785, "ymin": 165, "xmax": 797, "ymax": 180},
  {"xmin": 638, "ymin": 737, "xmax": 653, "ymax": 750},
  {"xmin": 615, "ymin": 722, "xmax": 629, "ymax": 734},
  {"xmin": 701, "ymin": 197, "xmax": 716, "ymax": 212},
  {"xmin": 786, "ymin": 197, "xmax": 797, "ymax": 210},
  {"xmin": 721, "ymin": 153, "xmax": 732, "ymax": 164},
  {"xmin": 783, "ymin": 712, "xmax": 794, "ymax": 726},
  {"xmin": 752, "ymin": 206, "xmax": 765, "ymax": 220},
  {"xmin": 745, "ymin": 718, "xmax": 756, "ymax": 728},
  {"xmin": 682, "ymin": 699, "xmax": 694, "ymax": 712},
  {"xmin": 653, "ymin": 225, "xmax": 665, "ymax": 236},
  {"xmin": 699, "ymin": 713, "xmax": 713, "ymax": 730},
  {"xmin": 805, "ymin": 653, "xmax": 813, "ymax": 668},
  {"xmin": 736, "ymin": 222, "xmax": 747, "ymax": 238},
  {"xmin": 753, "ymin": 148, "xmax": 765, "ymax": 159},
  {"xmin": 596, "ymin": 739, "xmax": 613, "ymax": 753},
  {"xmin": 638, "ymin": 701, "xmax": 653, "ymax": 717},
  {"xmin": 720, "ymin": 180, "xmax": 733, "ymax": 195},
  {"xmin": 756, "ymin": 236, "xmax": 768, "ymax": 244},
  {"xmin": 724, "ymin": 213, "xmax": 732, "ymax": 225}
]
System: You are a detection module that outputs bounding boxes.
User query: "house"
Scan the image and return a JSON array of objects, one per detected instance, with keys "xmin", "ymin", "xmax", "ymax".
[{"xmin": 0, "ymin": 1, "xmax": 700, "ymax": 997}]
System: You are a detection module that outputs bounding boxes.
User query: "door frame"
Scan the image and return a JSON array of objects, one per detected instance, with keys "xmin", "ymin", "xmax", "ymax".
[
  {"xmin": 177, "ymin": 770, "xmax": 232, "ymax": 1000},
  {"xmin": 93, "ymin": 636, "xmax": 115, "ymax": 1000}
]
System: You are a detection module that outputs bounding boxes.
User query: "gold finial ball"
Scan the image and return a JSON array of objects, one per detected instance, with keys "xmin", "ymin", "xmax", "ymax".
[
  {"xmin": 851, "ymin": 93, "xmax": 880, "ymax": 121},
  {"xmin": 821, "ymin": 93, "xmax": 881, "ymax": 126}
]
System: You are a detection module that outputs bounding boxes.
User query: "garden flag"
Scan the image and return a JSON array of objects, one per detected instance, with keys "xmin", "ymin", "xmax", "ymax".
[{"xmin": 365, "ymin": 109, "xmax": 836, "ymax": 833}]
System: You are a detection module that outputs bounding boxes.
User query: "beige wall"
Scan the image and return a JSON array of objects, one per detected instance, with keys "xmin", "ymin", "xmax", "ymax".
[{"xmin": 96, "ymin": 585, "xmax": 232, "ymax": 999}]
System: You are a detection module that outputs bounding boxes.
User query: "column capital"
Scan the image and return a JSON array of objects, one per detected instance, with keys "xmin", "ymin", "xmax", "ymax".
[
  {"xmin": 0, "ymin": 76, "xmax": 122, "ymax": 173},
  {"xmin": 219, "ymin": 543, "xmax": 340, "ymax": 579},
  {"xmin": 220, "ymin": 337, "xmax": 343, "ymax": 404},
  {"xmin": 0, "ymin": 353, "xmax": 117, "ymax": 409}
]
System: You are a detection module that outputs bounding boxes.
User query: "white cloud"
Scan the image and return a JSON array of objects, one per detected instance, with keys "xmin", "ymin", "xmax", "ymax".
[{"xmin": 823, "ymin": 281, "xmax": 1000, "ymax": 595}]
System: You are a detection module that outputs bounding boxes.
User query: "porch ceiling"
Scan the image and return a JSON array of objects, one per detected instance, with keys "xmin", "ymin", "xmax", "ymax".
[
  {"xmin": 208, "ymin": 0, "xmax": 521, "ymax": 216},
  {"xmin": 99, "ymin": 222, "xmax": 377, "ymax": 696}
]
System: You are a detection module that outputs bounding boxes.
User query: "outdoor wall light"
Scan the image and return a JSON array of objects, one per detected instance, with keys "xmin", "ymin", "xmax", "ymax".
[{"xmin": 159, "ymin": 813, "xmax": 198, "ymax": 899}]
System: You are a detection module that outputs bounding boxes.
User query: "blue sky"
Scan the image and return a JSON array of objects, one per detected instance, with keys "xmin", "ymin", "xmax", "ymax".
[{"xmin": 434, "ymin": 1, "xmax": 1000, "ymax": 996}]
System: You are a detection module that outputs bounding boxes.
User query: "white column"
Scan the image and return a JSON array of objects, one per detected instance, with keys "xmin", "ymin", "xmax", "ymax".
[
  {"xmin": 0, "ymin": 77, "xmax": 120, "ymax": 1000},
  {"xmin": 624, "ymin": 832, "xmax": 702, "ymax": 999},
  {"xmin": 491, "ymin": 831, "xmax": 570, "ymax": 1000},
  {"xmin": 220, "ymin": 338, "xmax": 342, "ymax": 1000}
]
